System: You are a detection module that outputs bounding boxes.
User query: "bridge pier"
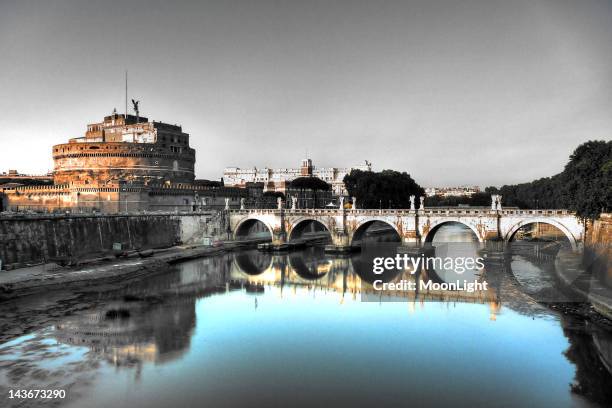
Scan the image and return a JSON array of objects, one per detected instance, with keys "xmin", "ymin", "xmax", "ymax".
[
  {"xmin": 402, "ymin": 232, "xmax": 421, "ymax": 246},
  {"xmin": 324, "ymin": 226, "xmax": 353, "ymax": 253},
  {"xmin": 272, "ymin": 230, "xmax": 287, "ymax": 246}
]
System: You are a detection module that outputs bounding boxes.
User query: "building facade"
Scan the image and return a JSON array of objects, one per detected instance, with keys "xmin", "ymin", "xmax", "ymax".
[
  {"xmin": 223, "ymin": 159, "xmax": 372, "ymax": 196},
  {"xmin": 425, "ymin": 186, "xmax": 481, "ymax": 197}
]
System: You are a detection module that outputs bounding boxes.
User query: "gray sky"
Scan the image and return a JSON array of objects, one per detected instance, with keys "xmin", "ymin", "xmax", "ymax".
[{"xmin": 1, "ymin": 0, "xmax": 610, "ymax": 187}]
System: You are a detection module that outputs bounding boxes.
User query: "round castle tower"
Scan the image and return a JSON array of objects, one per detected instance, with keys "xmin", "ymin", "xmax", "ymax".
[{"xmin": 52, "ymin": 111, "xmax": 195, "ymax": 186}]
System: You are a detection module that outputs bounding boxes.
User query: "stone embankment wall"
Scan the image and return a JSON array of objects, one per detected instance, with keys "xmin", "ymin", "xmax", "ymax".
[
  {"xmin": 587, "ymin": 213, "xmax": 611, "ymax": 248},
  {"xmin": 0, "ymin": 211, "xmax": 227, "ymax": 268},
  {"xmin": 586, "ymin": 213, "xmax": 611, "ymax": 287}
]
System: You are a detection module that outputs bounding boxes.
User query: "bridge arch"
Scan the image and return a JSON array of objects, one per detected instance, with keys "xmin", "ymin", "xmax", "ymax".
[
  {"xmin": 287, "ymin": 218, "xmax": 332, "ymax": 242},
  {"xmin": 351, "ymin": 219, "xmax": 402, "ymax": 245},
  {"xmin": 423, "ymin": 220, "xmax": 483, "ymax": 243},
  {"xmin": 504, "ymin": 218, "xmax": 578, "ymax": 250},
  {"xmin": 234, "ymin": 217, "xmax": 274, "ymax": 240}
]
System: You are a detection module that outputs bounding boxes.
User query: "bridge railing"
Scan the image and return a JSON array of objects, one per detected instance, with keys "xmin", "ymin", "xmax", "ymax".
[
  {"xmin": 498, "ymin": 209, "xmax": 571, "ymax": 216},
  {"xmin": 231, "ymin": 208, "xmax": 573, "ymax": 216}
]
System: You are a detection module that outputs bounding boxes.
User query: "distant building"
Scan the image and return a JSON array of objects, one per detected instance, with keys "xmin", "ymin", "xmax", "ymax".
[
  {"xmin": 223, "ymin": 159, "xmax": 372, "ymax": 196},
  {"xmin": 0, "ymin": 170, "xmax": 53, "ymax": 185},
  {"xmin": 0, "ymin": 171, "xmax": 54, "ymax": 212},
  {"xmin": 425, "ymin": 186, "xmax": 481, "ymax": 197},
  {"xmin": 2, "ymin": 110, "xmax": 247, "ymax": 213}
]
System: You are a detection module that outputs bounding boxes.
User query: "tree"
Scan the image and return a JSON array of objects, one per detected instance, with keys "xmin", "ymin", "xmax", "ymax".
[
  {"xmin": 287, "ymin": 177, "xmax": 331, "ymax": 208},
  {"xmin": 561, "ymin": 140, "xmax": 611, "ymax": 220},
  {"xmin": 257, "ymin": 191, "xmax": 286, "ymax": 209},
  {"xmin": 425, "ymin": 192, "xmax": 491, "ymax": 207},
  {"xmin": 343, "ymin": 170, "xmax": 424, "ymax": 209},
  {"xmin": 482, "ymin": 140, "xmax": 610, "ymax": 220},
  {"xmin": 262, "ymin": 191, "xmax": 285, "ymax": 200},
  {"xmin": 491, "ymin": 175, "xmax": 564, "ymax": 209},
  {"xmin": 288, "ymin": 177, "xmax": 331, "ymax": 191}
]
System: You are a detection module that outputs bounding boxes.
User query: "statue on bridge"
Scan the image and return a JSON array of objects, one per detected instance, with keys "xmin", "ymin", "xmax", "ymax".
[
  {"xmin": 339, "ymin": 196, "xmax": 344, "ymax": 210},
  {"xmin": 419, "ymin": 196, "xmax": 424, "ymax": 211},
  {"xmin": 491, "ymin": 195, "xmax": 503, "ymax": 211},
  {"xmin": 410, "ymin": 195, "xmax": 415, "ymax": 211},
  {"xmin": 291, "ymin": 196, "xmax": 297, "ymax": 210},
  {"xmin": 277, "ymin": 196, "xmax": 283, "ymax": 210},
  {"xmin": 224, "ymin": 197, "xmax": 230, "ymax": 210},
  {"xmin": 352, "ymin": 197, "xmax": 357, "ymax": 210},
  {"xmin": 240, "ymin": 198, "xmax": 245, "ymax": 210}
]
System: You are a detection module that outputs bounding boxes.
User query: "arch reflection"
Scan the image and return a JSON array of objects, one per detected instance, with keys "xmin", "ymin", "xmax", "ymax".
[
  {"xmin": 235, "ymin": 250, "xmax": 272, "ymax": 275},
  {"xmin": 288, "ymin": 247, "xmax": 332, "ymax": 279}
]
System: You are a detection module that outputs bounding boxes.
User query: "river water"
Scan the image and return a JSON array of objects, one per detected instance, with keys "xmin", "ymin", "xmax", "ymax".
[{"xmin": 0, "ymin": 224, "xmax": 611, "ymax": 407}]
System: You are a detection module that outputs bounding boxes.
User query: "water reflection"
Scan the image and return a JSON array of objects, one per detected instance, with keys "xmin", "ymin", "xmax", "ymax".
[
  {"xmin": 0, "ymin": 240, "xmax": 611, "ymax": 408},
  {"xmin": 288, "ymin": 247, "xmax": 332, "ymax": 279},
  {"xmin": 55, "ymin": 298, "xmax": 195, "ymax": 363},
  {"xmin": 563, "ymin": 320, "xmax": 612, "ymax": 404},
  {"xmin": 235, "ymin": 251, "xmax": 271, "ymax": 275}
]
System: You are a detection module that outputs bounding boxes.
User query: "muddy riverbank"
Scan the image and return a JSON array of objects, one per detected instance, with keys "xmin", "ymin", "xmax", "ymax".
[{"xmin": 0, "ymin": 239, "xmax": 267, "ymax": 302}]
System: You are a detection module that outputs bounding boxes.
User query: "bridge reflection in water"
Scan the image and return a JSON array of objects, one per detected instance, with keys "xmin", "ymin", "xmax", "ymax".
[
  {"xmin": 231, "ymin": 248, "xmax": 498, "ymax": 307},
  {"xmin": 0, "ymin": 224, "xmax": 606, "ymax": 408}
]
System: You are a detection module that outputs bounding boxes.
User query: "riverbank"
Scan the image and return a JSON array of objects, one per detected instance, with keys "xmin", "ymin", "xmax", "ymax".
[
  {"xmin": 0, "ymin": 239, "xmax": 267, "ymax": 302},
  {"xmin": 554, "ymin": 249, "xmax": 612, "ymax": 322}
]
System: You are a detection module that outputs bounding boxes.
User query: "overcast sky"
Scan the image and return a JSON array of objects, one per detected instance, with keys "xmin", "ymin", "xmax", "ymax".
[{"xmin": 0, "ymin": 0, "xmax": 610, "ymax": 187}]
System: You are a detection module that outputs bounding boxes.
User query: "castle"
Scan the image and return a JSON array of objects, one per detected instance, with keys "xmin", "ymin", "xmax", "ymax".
[{"xmin": 1, "ymin": 110, "xmax": 246, "ymax": 213}]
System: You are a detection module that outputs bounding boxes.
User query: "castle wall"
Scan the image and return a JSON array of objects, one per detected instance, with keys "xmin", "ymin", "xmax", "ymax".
[
  {"xmin": 52, "ymin": 142, "xmax": 195, "ymax": 185},
  {"xmin": 2, "ymin": 183, "xmax": 249, "ymax": 214},
  {"xmin": 2, "ymin": 185, "xmax": 133, "ymax": 213}
]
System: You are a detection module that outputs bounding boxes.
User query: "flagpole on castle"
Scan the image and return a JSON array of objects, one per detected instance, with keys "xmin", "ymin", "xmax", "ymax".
[{"xmin": 125, "ymin": 70, "xmax": 128, "ymax": 118}]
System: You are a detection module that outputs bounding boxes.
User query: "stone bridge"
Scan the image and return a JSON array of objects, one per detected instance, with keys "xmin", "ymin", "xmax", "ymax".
[{"xmin": 229, "ymin": 207, "xmax": 585, "ymax": 250}]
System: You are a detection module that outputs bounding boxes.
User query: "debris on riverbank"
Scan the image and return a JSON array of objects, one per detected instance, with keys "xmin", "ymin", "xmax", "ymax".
[{"xmin": 549, "ymin": 302, "xmax": 612, "ymax": 331}]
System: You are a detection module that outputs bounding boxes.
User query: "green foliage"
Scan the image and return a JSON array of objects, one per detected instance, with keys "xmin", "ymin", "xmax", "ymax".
[
  {"xmin": 262, "ymin": 191, "xmax": 285, "ymax": 200},
  {"xmin": 425, "ymin": 192, "xmax": 491, "ymax": 207},
  {"xmin": 487, "ymin": 140, "xmax": 611, "ymax": 219},
  {"xmin": 343, "ymin": 170, "xmax": 424, "ymax": 209},
  {"xmin": 490, "ymin": 175, "xmax": 565, "ymax": 209},
  {"xmin": 288, "ymin": 177, "xmax": 331, "ymax": 191},
  {"xmin": 561, "ymin": 140, "xmax": 611, "ymax": 220}
]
